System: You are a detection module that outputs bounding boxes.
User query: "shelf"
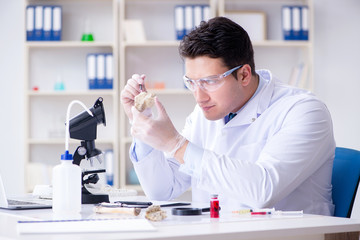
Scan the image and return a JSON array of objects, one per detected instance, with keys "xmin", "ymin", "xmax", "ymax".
[
  {"xmin": 121, "ymin": 137, "xmax": 133, "ymax": 144},
  {"xmin": 27, "ymin": 90, "xmax": 116, "ymax": 97},
  {"xmin": 123, "ymin": 40, "xmax": 310, "ymax": 48},
  {"xmin": 124, "ymin": 184, "xmax": 143, "ymax": 191},
  {"xmin": 28, "ymin": 139, "xmax": 114, "ymax": 145},
  {"xmin": 252, "ymin": 40, "xmax": 311, "ymax": 47},
  {"xmin": 25, "ymin": 41, "xmax": 114, "ymax": 48},
  {"xmin": 123, "ymin": 41, "xmax": 180, "ymax": 47}
]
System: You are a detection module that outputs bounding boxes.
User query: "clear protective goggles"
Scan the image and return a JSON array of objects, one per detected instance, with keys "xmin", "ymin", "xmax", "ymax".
[{"xmin": 183, "ymin": 65, "xmax": 243, "ymax": 92}]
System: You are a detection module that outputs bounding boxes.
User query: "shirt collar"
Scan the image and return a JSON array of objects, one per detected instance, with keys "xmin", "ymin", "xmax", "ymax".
[{"xmin": 224, "ymin": 69, "xmax": 274, "ymax": 127}]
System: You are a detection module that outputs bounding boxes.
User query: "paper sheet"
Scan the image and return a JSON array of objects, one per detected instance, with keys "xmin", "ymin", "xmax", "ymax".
[{"xmin": 17, "ymin": 218, "xmax": 156, "ymax": 234}]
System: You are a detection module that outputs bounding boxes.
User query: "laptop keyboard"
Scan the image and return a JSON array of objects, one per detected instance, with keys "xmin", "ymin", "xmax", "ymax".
[{"xmin": 8, "ymin": 199, "xmax": 38, "ymax": 205}]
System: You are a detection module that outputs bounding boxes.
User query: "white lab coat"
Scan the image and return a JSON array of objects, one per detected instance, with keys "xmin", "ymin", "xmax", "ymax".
[{"xmin": 132, "ymin": 69, "xmax": 335, "ymax": 215}]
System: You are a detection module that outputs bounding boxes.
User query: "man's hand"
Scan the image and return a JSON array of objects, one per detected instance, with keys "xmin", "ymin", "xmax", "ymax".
[
  {"xmin": 130, "ymin": 97, "xmax": 186, "ymax": 157},
  {"xmin": 120, "ymin": 74, "xmax": 146, "ymax": 122}
]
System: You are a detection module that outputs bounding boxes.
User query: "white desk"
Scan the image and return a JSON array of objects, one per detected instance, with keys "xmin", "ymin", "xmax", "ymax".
[{"xmin": 1, "ymin": 204, "xmax": 360, "ymax": 240}]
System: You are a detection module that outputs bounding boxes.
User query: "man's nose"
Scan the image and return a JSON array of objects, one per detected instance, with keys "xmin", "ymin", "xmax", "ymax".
[{"xmin": 194, "ymin": 86, "xmax": 209, "ymax": 103}]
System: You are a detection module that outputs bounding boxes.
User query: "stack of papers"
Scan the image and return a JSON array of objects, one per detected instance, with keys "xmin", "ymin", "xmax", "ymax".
[{"xmin": 17, "ymin": 218, "xmax": 156, "ymax": 234}]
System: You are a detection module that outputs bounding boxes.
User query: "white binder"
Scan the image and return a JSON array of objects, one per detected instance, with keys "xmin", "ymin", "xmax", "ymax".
[
  {"xmin": 175, "ymin": 5, "xmax": 185, "ymax": 40},
  {"xmin": 193, "ymin": 5, "xmax": 203, "ymax": 28},
  {"xmin": 96, "ymin": 54, "xmax": 106, "ymax": 89},
  {"xmin": 105, "ymin": 54, "xmax": 113, "ymax": 89},
  {"xmin": 43, "ymin": 6, "xmax": 52, "ymax": 41},
  {"xmin": 52, "ymin": 6, "xmax": 62, "ymax": 40},
  {"xmin": 184, "ymin": 5, "xmax": 193, "ymax": 35},
  {"xmin": 26, "ymin": 6, "xmax": 35, "ymax": 41},
  {"xmin": 87, "ymin": 54, "xmax": 97, "ymax": 89},
  {"xmin": 34, "ymin": 5, "xmax": 43, "ymax": 40}
]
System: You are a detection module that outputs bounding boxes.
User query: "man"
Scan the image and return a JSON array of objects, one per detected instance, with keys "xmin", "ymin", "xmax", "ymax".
[{"xmin": 120, "ymin": 17, "xmax": 335, "ymax": 215}]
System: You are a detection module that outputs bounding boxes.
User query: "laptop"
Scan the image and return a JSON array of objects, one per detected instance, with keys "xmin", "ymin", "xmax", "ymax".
[{"xmin": 0, "ymin": 174, "xmax": 52, "ymax": 210}]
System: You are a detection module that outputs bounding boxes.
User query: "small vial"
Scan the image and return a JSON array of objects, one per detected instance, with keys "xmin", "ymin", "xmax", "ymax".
[{"xmin": 210, "ymin": 194, "xmax": 220, "ymax": 218}]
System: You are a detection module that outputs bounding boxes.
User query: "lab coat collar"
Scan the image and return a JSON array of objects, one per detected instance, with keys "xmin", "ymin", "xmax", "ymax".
[{"xmin": 224, "ymin": 69, "xmax": 274, "ymax": 127}]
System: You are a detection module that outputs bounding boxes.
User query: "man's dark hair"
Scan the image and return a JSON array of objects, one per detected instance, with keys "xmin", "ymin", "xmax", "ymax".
[{"xmin": 179, "ymin": 16, "xmax": 256, "ymax": 76}]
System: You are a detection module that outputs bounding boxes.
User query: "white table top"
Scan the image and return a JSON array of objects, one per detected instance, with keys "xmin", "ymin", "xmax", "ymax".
[{"xmin": 1, "ymin": 203, "xmax": 360, "ymax": 240}]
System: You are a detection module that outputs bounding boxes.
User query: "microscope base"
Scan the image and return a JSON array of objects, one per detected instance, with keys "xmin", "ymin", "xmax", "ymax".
[{"xmin": 82, "ymin": 193, "xmax": 109, "ymax": 204}]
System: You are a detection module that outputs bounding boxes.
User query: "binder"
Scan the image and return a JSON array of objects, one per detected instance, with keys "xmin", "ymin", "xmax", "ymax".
[
  {"xmin": 193, "ymin": 5, "xmax": 203, "ymax": 28},
  {"xmin": 34, "ymin": 5, "xmax": 44, "ymax": 41},
  {"xmin": 202, "ymin": 5, "xmax": 210, "ymax": 22},
  {"xmin": 105, "ymin": 54, "xmax": 113, "ymax": 89},
  {"xmin": 282, "ymin": 6, "xmax": 292, "ymax": 40},
  {"xmin": 301, "ymin": 6, "xmax": 309, "ymax": 40},
  {"xmin": 52, "ymin": 6, "xmax": 62, "ymax": 41},
  {"xmin": 43, "ymin": 6, "xmax": 52, "ymax": 41},
  {"xmin": 174, "ymin": 5, "xmax": 185, "ymax": 40},
  {"xmin": 184, "ymin": 5, "xmax": 193, "ymax": 35},
  {"xmin": 26, "ymin": 6, "xmax": 35, "ymax": 41},
  {"xmin": 292, "ymin": 6, "xmax": 301, "ymax": 40},
  {"xmin": 96, "ymin": 54, "xmax": 106, "ymax": 89},
  {"xmin": 87, "ymin": 54, "xmax": 97, "ymax": 89}
]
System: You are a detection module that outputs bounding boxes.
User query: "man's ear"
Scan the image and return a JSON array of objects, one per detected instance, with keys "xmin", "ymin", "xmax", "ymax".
[{"xmin": 237, "ymin": 64, "xmax": 252, "ymax": 87}]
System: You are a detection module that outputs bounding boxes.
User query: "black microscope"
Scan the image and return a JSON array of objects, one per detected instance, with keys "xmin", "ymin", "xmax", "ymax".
[{"xmin": 68, "ymin": 97, "xmax": 110, "ymax": 204}]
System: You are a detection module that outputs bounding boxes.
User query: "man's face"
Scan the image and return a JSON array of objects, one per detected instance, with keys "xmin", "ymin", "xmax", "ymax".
[{"xmin": 185, "ymin": 56, "xmax": 247, "ymax": 121}]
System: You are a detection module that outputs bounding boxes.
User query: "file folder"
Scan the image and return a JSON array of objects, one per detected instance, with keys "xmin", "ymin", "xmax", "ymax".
[
  {"xmin": 105, "ymin": 54, "xmax": 113, "ymax": 89},
  {"xmin": 52, "ymin": 6, "xmax": 62, "ymax": 41},
  {"xmin": 292, "ymin": 6, "xmax": 301, "ymax": 40},
  {"xmin": 175, "ymin": 5, "xmax": 185, "ymax": 40},
  {"xmin": 26, "ymin": 6, "xmax": 35, "ymax": 41},
  {"xmin": 87, "ymin": 54, "xmax": 97, "ymax": 89},
  {"xmin": 184, "ymin": 5, "xmax": 193, "ymax": 35},
  {"xmin": 43, "ymin": 6, "xmax": 52, "ymax": 41},
  {"xmin": 301, "ymin": 6, "xmax": 309, "ymax": 40},
  {"xmin": 34, "ymin": 5, "xmax": 44, "ymax": 41},
  {"xmin": 193, "ymin": 5, "xmax": 203, "ymax": 28},
  {"xmin": 282, "ymin": 6, "xmax": 292, "ymax": 40},
  {"xmin": 96, "ymin": 54, "xmax": 106, "ymax": 89},
  {"xmin": 202, "ymin": 5, "xmax": 210, "ymax": 22}
]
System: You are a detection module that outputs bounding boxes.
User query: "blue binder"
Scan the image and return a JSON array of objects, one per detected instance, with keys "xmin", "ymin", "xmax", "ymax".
[
  {"xmin": 26, "ymin": 6, "xmax": 35, "ymax": 41},
  {"xmin": 202, "ymin": 5, "xmax": 210, "ymax": 22},
  {"xmin": 52, "ymin": 6, "xmax": 62, "ymax": 41},
  {"xmin": 174, "ymin": 4, "xmax": 210, "ymax": 40},
  {"xmin": 43, "ymin": 6, "xmax": 52, "ymax": 41},
  {"xmin": 193, "ymin": 5, "xmax": 203, "ymax": 28},
  {"xmin": 34, "ymin": 5, "xmax": 44, "ymax": 41},
  {"xmin": 292, "ymin": 6, "xmax": 301, "ymax": 40},
  {"xmin": 175, "ymin": 5, "xmax": 185, "ymax": 40},
  {"xmin": 282, "ymin": 6, "xmax": 292, "ymax": 40},
  {"xmin": 300, "ymin": 6, "xmax": 309, "ymax": 40},
  {"xmin": 96, "ymin": 54, "xmax": 106, "ymax": 89},
  {"xmin": 105, "ymin": 54, "xmax": 113, "ymax": 89},
  {"xmin": 184, "ymin": 5, "xmax": 193, "ymax": 35},
  {"xmin": 87, "ymin": 54, "xmax": 97, "ymax": 89}
]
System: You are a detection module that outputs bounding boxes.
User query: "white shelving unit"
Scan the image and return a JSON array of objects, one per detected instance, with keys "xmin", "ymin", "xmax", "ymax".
[
  {"xmin": 218, "ymin": 0, "xmax": 314, "ymax": 90},
  {"xmin": 24, "ymin": 0, "xmax": 119, "ymax": 191}
]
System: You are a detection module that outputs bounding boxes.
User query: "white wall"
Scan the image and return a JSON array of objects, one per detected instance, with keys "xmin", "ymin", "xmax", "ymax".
[
  {"xmin": 313, "ymin": 0, "xmax": 360, "ymax": 150},
  {"xmin": 0, "ymin": 1, "xmax": 25, "ymax": 195},
  {"xmin": 0, "ymin": 0, "xmax": 359, "ymax": 194}
]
